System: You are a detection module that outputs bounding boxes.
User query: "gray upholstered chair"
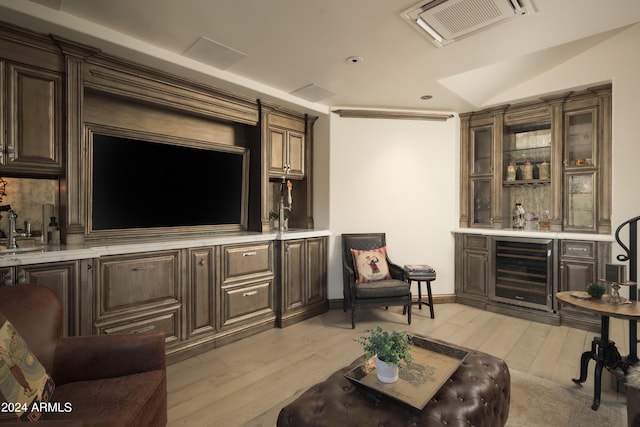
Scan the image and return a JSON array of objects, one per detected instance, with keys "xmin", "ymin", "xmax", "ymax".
[{"xmin": 342, "ymin": 233, "xmax": 411, "ymax": 329}]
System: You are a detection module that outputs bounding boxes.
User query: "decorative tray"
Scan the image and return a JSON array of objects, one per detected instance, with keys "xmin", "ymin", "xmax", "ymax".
[{"xmin": 344, "ymin": 335, "xmax": 469, "ymax": 410}]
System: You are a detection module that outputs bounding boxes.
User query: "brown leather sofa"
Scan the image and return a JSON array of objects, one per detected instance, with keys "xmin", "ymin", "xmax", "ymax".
[
  {"xmin": 278, "ymin": 345, "xmax": 510, "ymax": 427},
  {"xmin": 0, "ymin": 284, "xmax": 167, "ymax": 426}
]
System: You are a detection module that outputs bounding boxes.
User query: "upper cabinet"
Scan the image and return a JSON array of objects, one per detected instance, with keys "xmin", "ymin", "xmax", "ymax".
[
  {"xmin": 460, "ymin": 85, "xmax": 612, "ymax": 234},
  {"xmin": 267, "ymin": 111, "xmax": 306, "ymax": 179},
  {"xmin": 0, "ymin": 28, "xmax": 64, "ymax": 176}
]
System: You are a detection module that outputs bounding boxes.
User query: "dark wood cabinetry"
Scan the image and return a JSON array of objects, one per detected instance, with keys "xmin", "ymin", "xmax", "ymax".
[
  {"xmin": 455, "ymin": 234, "xmax": 490, "ymax": 308},
  {"xmin": 558, "ymin": 240, "xmax": 610, "ymax": 331},
  {"xmin": 460, "ymin": 86, "xmax": 611, "ymax": 234},
  {"xmin": 0, "ymin": 261, "xmax": 79, "ymax": 336},
  {"xmin": 94, "ymin": 251, "xmax": 183, "ymax": 350},
  {"xmin": 0, "ymin": 27, "xmax": 64, "ymax": 176},
  {"xmin": 277, "ymin": 236, "xmax": 328, "ymax": 327}
]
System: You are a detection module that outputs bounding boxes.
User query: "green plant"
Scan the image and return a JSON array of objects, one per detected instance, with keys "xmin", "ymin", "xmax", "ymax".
[
  {"xmin": 269, "ymin": 211, "xmax": 279, "ymax": 220},
  {"xmin": 355, "ymin": 326, "xmax": 412, "ymax": 368},
  {"xmin": 586, "ymin": 282, "xmax": 606, "ymax": 299}
]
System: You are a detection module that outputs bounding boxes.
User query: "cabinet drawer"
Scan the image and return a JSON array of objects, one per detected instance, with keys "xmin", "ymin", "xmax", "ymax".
[
  {"xmin": 221, "ymin": 280, "xmax": 273, "ymax": 326},
  {"xmin": 222, "ymin": 243, "xmax": 273, "ymax": 281},
  {"xmin": 97, "ymin": 307, "xmax": 181, "ymax": 346},
  {"xmin": 98, "ymin": 251, "xmax": 180, "ymax": 317},
  {"xmin": 561, "ymin": 240, "xmax": 595, "ymax": 258},
  {"xmin": 463, "ymin": 235, "xmax": 488, "ymax": 250}
]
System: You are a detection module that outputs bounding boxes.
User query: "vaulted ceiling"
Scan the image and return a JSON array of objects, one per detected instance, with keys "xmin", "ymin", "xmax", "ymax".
[{"xmin": 3, "ymin": 0, "xmax": 640, "ymax": 113}]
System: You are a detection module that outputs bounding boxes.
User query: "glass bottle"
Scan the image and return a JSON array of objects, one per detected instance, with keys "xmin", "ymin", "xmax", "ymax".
[{"xmin": 513, "ymin": 203, "xmax": 525, "ymax": 229}]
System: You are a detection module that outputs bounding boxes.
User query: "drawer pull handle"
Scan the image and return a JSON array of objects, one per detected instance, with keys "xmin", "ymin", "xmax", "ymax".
[
  {"xmin": 568, "ymin": 247, "xmax": 588, "ymax": 252},
  {"xmin": 242, "ymin": 251, "xmax": 257, "ymax": 257},
  {"xmin": 131, "ymin": 325, "xmax": 156, "ymax": 334},
  {"xmin": 131, "ymin": 266, "xmax": 150, "ymax": 271},
  {"xmin": 243, "ymin": 291, "xmax": 258, "ymax": 297}
]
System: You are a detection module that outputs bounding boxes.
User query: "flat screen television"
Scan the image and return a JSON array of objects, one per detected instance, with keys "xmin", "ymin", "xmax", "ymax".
[{"xmin": 90, "ymin": 131, "xmax": 248, "ymax": 235}]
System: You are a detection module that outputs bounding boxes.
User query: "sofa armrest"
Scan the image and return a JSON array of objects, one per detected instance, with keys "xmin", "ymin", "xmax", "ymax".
[
  {"xmin": 51, "ymin": 332, "xmax": 166, "ymax": 385},
  {"xmin": 388, "ymin": 260, "xmax": 405, "ymax": 281}
]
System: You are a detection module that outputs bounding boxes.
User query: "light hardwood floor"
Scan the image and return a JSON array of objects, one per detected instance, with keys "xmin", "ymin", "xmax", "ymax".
[{"xmin": 167, "ymin": 303, "xmax": 630, "ymax": 426}]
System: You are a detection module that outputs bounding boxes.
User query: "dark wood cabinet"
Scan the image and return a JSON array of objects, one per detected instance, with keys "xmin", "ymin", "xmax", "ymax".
[
  {"xmin": 93, "ymin": 251, "xmax": 183, "ymax": 349},
  {"xmin": 558, "ymin": 240, "xmax": 610, "ymax": 331},
  {"xmin": 277, "ymin": 236, "xmax": 328, "ymax": 327},
  {"xmin": 186, "ymin": 246, "xmax": 217, "ymax": 339},
  {"xmin": 1, "ymin": 261, "xmax": 79, "ymax": 336},
  {"xmin": 455, "ymin": 234, "xmax": 490, "ymax": 308}
]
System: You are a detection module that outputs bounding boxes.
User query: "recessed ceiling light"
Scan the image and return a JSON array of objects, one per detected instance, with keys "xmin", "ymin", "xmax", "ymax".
[
  {"xmin": 421, "ymin": 95, "xmax": 433, "ymax": 100},
  {"xmin": 346, "ymin": 56, "xmax": 364, "ymax": 64}
]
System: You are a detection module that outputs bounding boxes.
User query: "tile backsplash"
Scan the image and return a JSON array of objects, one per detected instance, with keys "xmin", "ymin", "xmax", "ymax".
[{"xmin": 0, "ymin": 177, "xmax": 58, "ymax": 238}]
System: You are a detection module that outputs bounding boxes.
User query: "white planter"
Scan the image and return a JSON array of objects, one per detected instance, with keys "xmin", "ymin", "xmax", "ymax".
[{"xmin": 376, "ymin": 357, "xmax": 399, "ymax": 383}]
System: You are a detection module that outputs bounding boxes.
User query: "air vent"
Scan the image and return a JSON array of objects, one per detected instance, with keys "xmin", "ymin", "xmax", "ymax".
[{"xmin": 401, "ymin": 0, "xmax": 535, "ymax": 47}]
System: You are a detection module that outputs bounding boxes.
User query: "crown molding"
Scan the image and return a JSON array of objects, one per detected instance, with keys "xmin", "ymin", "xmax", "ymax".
[{"xmin": 331, "ymin": 109, "xmax": 453, "ymax": 121}]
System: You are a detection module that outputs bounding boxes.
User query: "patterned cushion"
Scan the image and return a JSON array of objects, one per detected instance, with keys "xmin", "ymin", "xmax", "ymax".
[
  {"xmin": 350, "ymin": 246, "xmax": 392, "ymax": 283},
  {"xmin": 0, "ymin": 313, "xmax": 55, "ymax": 422}
]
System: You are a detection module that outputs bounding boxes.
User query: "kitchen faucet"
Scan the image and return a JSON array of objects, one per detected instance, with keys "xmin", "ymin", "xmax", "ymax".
[{"xmin": 7, "ymin": 210, "xmax": 31, "ymax": 249}]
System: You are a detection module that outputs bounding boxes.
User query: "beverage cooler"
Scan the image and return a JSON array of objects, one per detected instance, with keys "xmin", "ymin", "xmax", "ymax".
[{"xmin": 491, "ymin": 237, "xmax": 556, "ymax": 312}]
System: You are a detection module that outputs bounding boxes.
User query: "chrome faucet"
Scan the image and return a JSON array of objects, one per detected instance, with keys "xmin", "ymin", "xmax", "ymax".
[{"xmin": 7, "ymin": 210, "xmax": 30, "ymax": 249}]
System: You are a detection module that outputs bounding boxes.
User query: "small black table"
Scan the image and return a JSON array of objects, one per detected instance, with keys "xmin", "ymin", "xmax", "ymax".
[{"xmin": 404, "ymin": 266, "xmax": 437, "ymax": 319}]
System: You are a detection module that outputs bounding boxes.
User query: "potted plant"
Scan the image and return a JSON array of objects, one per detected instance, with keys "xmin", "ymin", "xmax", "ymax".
[
  {"xmin": 587, "ymin": 282, "xmax": 606, "ymax": 299},
  {"xmin": 355, "ymin": 326, "xmax": 412, "ymax": 383},
  {"xmin": 268, "ymin": 211, "xmax": 279, "ymax": 229}
]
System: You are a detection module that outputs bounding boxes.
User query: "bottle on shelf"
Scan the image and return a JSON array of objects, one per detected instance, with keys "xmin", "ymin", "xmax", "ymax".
[{"xmin": 513, "ymin": 203, "xmax": 525, "ymax": 230}]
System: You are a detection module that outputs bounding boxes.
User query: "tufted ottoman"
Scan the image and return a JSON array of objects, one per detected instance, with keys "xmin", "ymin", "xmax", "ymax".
[{"xmin": 277, "ymin": 344, "xmax": 510, "ymax": 427}]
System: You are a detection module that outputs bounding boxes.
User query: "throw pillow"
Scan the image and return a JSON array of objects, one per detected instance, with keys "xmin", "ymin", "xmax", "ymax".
[
  {"xmin": 350, "ymin": 246, "xmax": 392, "ymax": 283},
  {"xmin": 0, "ymin": 313, "xmax": 55, "ymax": 422}
]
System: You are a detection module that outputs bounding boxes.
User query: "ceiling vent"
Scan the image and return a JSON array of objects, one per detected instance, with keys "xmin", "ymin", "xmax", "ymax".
[{"xmin": 401, "ymin": 0, "xmax": 536, "ymax": 47}]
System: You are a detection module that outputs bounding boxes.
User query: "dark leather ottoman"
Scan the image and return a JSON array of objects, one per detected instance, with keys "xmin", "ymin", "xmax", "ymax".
[{"xmin": 277, "ymin": 345, "xmax": 510, "ymax": 427}]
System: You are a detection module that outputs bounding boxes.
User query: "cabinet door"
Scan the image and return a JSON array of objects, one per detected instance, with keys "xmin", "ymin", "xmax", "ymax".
[
  {"xmin": 287, "ymin": 130, "xmax": 305, "ymax": 177},
  {"xmin": 97, "ymin": 251, "xmax": 181, "ymax": 319},
  {"xmin": 463, "ymin": 250, "xmax": 488, "ymax": 296},
  {"xmin": 471, "ymin": 127, "xmax": 493, "ymax": 176},
  {"xmin": 20, "ymin": 261, "xmax": 79, "ymax": 336},
  {"xmin": 560, "ymin": 259, "xmax": 595, "ymax": 292},
  {"xmin": 565, "ymin": 109, "xmax": 597, "ymax": 168},
  {"xmin": 470, "ymin": 178, "xmax": 493, "ymax": 227},
  {"xmin": 187, "ymin": 247, "xmax": 216, "ymax": 337},
  {"xmin": 268, "ymin": 127, "xmax": 287, "ymax": 176},
  {"xmin": 306, "ymin": 237, "xmax": 326, "ymax": 303},
  {"xmin": 283, "ymin": 239, "xmax": 305, "ymax": 310},
  {"xmin": 3, "ymin": 62, "xmax": 63, "ymax": 174},
  {"xmin": 565, "ymin": 171, "xmax": 596, "ymax": 232}
]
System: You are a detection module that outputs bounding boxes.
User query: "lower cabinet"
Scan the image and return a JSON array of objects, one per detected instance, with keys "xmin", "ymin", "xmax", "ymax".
[
  {"xmin": 0, "ymin": 261, "xmax": 80, "ymax": 336},
  {"xmin": 455, "ymin": 233, "xmax": 611, "ymax": 330},
  {"xmin": 455, "ymin": 234, "xmax": 490, "ymax": 309},
  {"xmin": 558, "ymin": 240, "xmax": 610, "ymax": 331},
  {"xmin": 93, "ymin": 250, "xmax": 183, "ymax": 350},
  {"xmin": 276, "ymin": 236, "xmax": 328, "ymax": 327}
]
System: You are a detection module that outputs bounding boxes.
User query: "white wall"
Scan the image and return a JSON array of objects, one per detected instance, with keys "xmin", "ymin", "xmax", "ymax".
[{"xmin": 326, "ymin": 114, "xmax": 459, "ymax": 299}]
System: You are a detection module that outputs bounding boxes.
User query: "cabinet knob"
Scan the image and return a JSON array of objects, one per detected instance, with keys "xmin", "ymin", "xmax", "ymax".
[{"xmin": 199, "ymin": 258, "xmax": 206, "ymax": 266}]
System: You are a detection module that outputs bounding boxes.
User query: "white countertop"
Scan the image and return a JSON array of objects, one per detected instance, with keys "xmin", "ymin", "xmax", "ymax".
[
  {"xmin": 451, "ymin": 227, "xmax": 614, "ymax": 242},
  {"xmin": 0, "ymin": 229, "xmax": 332, "ymax": 267}
]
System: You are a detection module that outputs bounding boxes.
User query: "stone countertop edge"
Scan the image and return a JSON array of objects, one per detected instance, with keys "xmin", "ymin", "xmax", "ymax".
[
  {"xmin": 451, "ymin": 227, "xmax": 615, "ymax": 242},
  {"xmin": 0, "ymin": 229, "xmax": 332, "ymax": 267}
]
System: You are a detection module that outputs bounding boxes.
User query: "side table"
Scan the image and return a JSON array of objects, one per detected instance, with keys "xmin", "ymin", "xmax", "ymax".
[{"xmin": 404, "ymin": 265, "xmax": 436, "ymax": 319}]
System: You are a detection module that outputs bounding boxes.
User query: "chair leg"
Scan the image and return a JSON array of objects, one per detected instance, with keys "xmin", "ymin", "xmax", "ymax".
[
  {"xmin": 351, "ymin": 307, "xmax": 356, "ymax": 329},
  {"xmin": 407, "ymin": 303, "xmax": 412, "ymax": 325}
]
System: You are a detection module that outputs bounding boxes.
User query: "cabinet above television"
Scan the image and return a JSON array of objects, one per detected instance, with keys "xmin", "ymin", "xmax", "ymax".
[{"xmin": 459, "ymin": 84, "xmax": 612, "ymax": 234}]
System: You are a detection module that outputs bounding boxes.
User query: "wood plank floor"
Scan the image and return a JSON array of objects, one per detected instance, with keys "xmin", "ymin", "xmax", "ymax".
[{"xmin": 166, "ymin": 303, "xmax": 630, "ymax": 426}]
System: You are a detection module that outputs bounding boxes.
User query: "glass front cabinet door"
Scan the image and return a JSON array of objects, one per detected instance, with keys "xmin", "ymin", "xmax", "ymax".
[
  {"xmin": 564, "ymin": 108, "xmax": 598, "ymax": 232},
  {"xmin": 470, "ymin": 126, "xmax": 494, "ymax": 226}
]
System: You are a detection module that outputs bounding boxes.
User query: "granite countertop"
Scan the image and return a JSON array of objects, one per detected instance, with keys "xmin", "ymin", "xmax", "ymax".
[
  {"xmin": 451, "ymin": 227, "xmax": 614, "ymax": 242},
  {"xmin": 0, "ymin": 229, "xmax": 332, "ymax": 267}
]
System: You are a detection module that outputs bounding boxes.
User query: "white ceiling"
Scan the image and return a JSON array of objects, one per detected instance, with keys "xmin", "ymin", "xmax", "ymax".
[{"xmin": 3, "ymin": 0, "xmax": 640, "ymax": 114}]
